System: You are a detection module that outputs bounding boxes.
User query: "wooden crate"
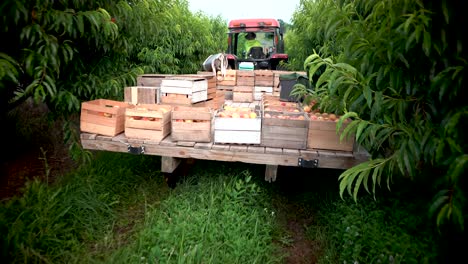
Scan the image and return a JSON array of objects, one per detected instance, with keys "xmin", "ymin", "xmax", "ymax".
[
  {"xmin": 214, "ymin": 107, "xmax": 261, "ymax": 144},
  {"xmin": 216, "ymin": 85, "xmax": 233, "ymax": 100},
  {"xmin": 136, "ymin": 74, "xmax": 173, "ymax": 87},
  {"xmin": 254, "ymin": 70, "xmax": 274, "ymax": 87},
  {"xmin": 125, "ymin": 104, "xmax": 172, "ymax": 141},
  {"xmin": 124, "ymin": 86, "xmax": 159, "ymax": 105},
  {"xmin": 261, "ymin": 111, "xmax": 309, "ymax": 149},
  {"xmin": 216, "ymin": 69, "xmax": 236, "ymax": 86},
  {"xmin": 193, "ymin": 95, "xmax": 225, "ymax": 110},
  {"xmin": 236, "ymin": 70, "xmax": 255, "ymax": 86},
  {"xmin": 179, "ymin": 74, "xmax": 217, "ymax": 100},
  {"xmin": 171, "ymin": 106, "xmax": 212, "ymax": 142},
  {"xmin": 307, "ymin": 117, "xmax": 354, "ymax": 151},
  {"xmin": 161, "ymin": 77, "xmax": 208, "ymax": 104},
  {"xmin": 80, "ymin": 99, "xmax": 130, "ymax": 136},
  {"xmin": 254, "ymin": 86, "xmax": 273, "ymax": 101},
  {"xmin": 233, "ymin": 86, "xmax": 253, "ymax": 103}
]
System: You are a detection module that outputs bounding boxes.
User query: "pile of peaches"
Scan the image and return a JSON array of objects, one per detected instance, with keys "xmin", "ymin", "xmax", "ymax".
[
  {"xmin": 128, "ymin": 107, "xmax": 169, "ymax": 122},
  {"xmin": 301, "ymin": 104, "xmax": 340, "ymax": 122},
  {"xmin": 99, "ymin": 104, "xmax": 121, "ymax": 118},
  {"xmin": 216, "ymin": 105, "xmax": 258, "ymax": 119},
  {"xmin": 173, "ymin": 119, "xmax": 209, "ymax": 123},
  {"xmin": 263, "ymin": 112, "xmax": 306, "ymax": 120}
]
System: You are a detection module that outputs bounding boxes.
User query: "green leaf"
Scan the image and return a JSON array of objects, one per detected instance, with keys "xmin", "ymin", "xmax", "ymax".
[
  {"xmin": 316, "ymin": 68, "xmax": 332, "ymax": 88},
  {"xmin": 429, "ymin": 190, "xmax": 449, "ymax": 217},
  {"xmin": 446, "ymin": 154, "xmax": 468, "ymax": 183},
  {"xmin": 423, "ymin": 30, "xmax": 431, "ymax": 56},
  {"xmin": 337, "ymin": 112, "xmax": 358, "ymax": 131},
  {"xmin": 355, "ymin": 121, "xmax": 368, "ymax": 142},
  {"xmin": 452, "ymin": 206, "xmax": 464, "ymax": 231},
  {"xmin": 371, "ymin": 165, "xmax": 381, "ymax": 198},
  {"xmin": 334, "ymin": 62, "xmax": 356, "ymax": 74},
  {"xmin": 437, "ymin": 203, "xmax": 450, "ymax": 227},
  {"xmin": 363, "ymin": 85, "xmax": 372, "ymax": 109},
  {"xmin": 340, "ymin": 119, "xmax": 359, "ymax": 142},
  {"xmin": 353, "ymin": 170, "xmax": 369, "ymax": 201}
]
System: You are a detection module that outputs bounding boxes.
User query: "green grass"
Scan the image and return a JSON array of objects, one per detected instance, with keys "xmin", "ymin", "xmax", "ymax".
[
  {"xmin": 0, "ymin": 152, "xmax": 442, "ymax": 263},
  {"xmin": 108, "ymin": 162, "xmax": 281, "ymax": 263},
  {"xmin": 0, "ymin": 152, "xmax": 168, "ymax": 263}
]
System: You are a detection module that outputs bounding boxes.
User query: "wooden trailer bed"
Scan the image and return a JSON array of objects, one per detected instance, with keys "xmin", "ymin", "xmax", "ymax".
[{"xmin": 80, "ymin": 132, "xmax": 369, "ymax": 182}]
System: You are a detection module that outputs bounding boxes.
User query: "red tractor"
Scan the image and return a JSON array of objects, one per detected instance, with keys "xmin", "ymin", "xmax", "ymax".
[
  {"xmin": 203, "ymin": 18, "xmax": 288, "ymax": 71},
  {"xmin": 227, "ymin": 18, "xmax": 288, "ymax": 70}
]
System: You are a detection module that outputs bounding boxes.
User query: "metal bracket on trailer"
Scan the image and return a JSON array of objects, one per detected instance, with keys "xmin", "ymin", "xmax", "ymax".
[
  {"xmin": 298, "ymin": 158, "xmax": 319, "ymax": 168},
  {"xmin": 127, "ymin": 145, "xmax": 145, "ymax": 155}
]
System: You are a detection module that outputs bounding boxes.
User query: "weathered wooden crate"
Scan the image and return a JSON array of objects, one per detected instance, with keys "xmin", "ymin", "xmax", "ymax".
[
  {"xmin": 193, "ymin": 95, "xmax": 225, "ymax": 110},
  {"xmin": 124, "ymin": 86, "xmax": 159, "ymax": 105},
  {"xmin": 216, "ymin": 69, "xmax": 236, "ymax": 86},
  {"xmin": 125, "ymin": 104, "xmax": 172, "ymax": 141},
  {"xmin": 254, "ymin": 86, "xmax": 274, "ymax": 101},
  {"xmin": 236, "ymin": 70, "xmax": 255, "ymax": 86},
  {"xmin": 160, "ymin": 77, "xmax": 208, "ymax": 104},
  {"xmin": 254, "ymin": 70, "xmax": 274, "ymax": 87},
  {"xmin": 261, "ymin": 111, "xmax": 309, "ymax": 149},
  {"xmin": 80, "ymin": 99, "xmax": 131, "ymax": 136},
  {"xmin": 171, "ymin": 106, "xmax": 213, "ymax": 143},
  {"xmin": 233, "ymin": 86, "xmax": 253, "ymax": 103},
  {"xmin": 179, "ymin": 74, "xmax": 217, "ymax": 100},
  {"xmin": 136, "ymin": 74, "xmax": 173, "ymax": 87},
  {"xmin": 216, "ymin": 85, "xmax": 233, "ymax": 100},
  {"xmin": 214, "ymin": 107, "xmax": 261, "ymax": 144},
  {"xmin": 307, "ymin": 115, "xmax": 354, "ymax": 151}
]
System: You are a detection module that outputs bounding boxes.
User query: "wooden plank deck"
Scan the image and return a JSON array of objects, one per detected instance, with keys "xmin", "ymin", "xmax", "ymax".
[{"xmin": 80, "ymin": 133, "xmax": 369, "ymax": 170}]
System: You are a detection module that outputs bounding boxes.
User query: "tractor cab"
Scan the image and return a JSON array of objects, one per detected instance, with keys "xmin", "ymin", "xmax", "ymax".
[{"xmin": 225, "ymin": 18, "xmax": 288, "ymax": 70}]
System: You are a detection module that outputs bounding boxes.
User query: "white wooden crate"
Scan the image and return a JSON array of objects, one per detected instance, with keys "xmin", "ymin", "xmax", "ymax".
[
  {"xmin": 214, "ymin": 116, "xmax": 261, "ymax": 144},
  {"xmin": 161, "ymin": 78, "xmax": 208, "ymax": 94},
  {"xmin": 254, "ymin": 86, "xmax": 274, "ymax": 101},
  {"xmin": 160, "ymin": 77, "xmax": 208, "ymax": 104}
]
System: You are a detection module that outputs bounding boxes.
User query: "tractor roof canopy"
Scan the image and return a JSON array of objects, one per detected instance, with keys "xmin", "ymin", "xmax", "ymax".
[{"xmin": 228, "ymin": 18, "xmax": 280, "ymax": 30}]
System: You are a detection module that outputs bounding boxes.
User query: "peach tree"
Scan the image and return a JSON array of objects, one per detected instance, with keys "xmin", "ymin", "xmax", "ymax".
[
  {"xmin": 289, "ymin": 0, "xmax": 467, "ymax": 232},
  {"xmin": 0, "ymin": 0, "xmax": 226, "ymax": 158}
]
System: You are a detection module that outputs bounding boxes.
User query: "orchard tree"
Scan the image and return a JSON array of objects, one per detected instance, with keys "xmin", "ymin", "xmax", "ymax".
[
  {"xmin": 289, "ymin": 0, "xmax": 467, "ymax": 232},
  {"xmin": 0, "ymin": 0, "xmax": 226, "ymax": 158}
]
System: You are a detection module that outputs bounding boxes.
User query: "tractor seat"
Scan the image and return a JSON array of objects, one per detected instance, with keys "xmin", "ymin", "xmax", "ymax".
[{"xmin": 248, "ymin": 47, "xmax": 265, "ymax": 59}]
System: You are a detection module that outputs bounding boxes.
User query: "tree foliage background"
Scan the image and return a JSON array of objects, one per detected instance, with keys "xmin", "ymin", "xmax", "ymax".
[
  {"xmin": 287, "ymin": 0, "xmax": 467, "ymax": 232},
  {"xmin": 0, "ymin": 0, "xmax": 226, "ymax": 137}
]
